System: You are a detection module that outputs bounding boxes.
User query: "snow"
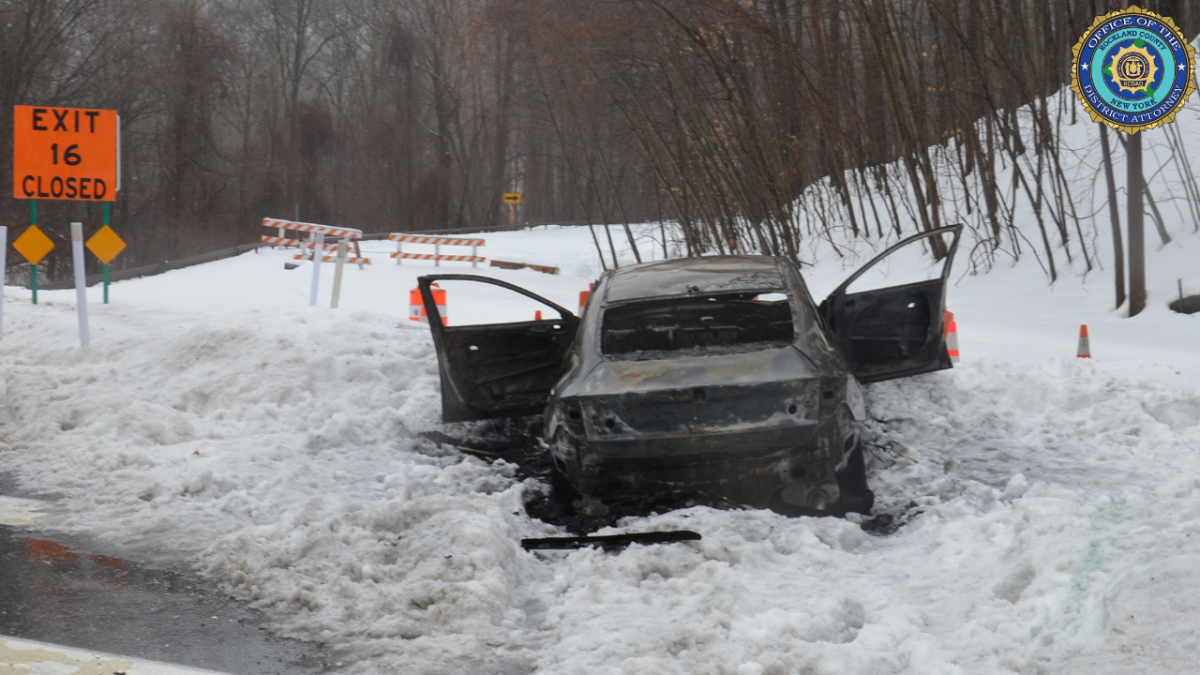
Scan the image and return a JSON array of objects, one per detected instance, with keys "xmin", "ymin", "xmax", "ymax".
[{"xmin": 2, "ymin": 93, "xmax": 1200, "ymax": 673}]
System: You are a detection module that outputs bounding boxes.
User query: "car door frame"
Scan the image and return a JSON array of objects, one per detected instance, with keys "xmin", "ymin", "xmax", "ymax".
[
  {"xmin": 820, "ymin": 224, "xmax": 963, "ymax": 384},
  {"xmin": 418, "ymin": 274, "xmax": 579, "ymax": 422}
]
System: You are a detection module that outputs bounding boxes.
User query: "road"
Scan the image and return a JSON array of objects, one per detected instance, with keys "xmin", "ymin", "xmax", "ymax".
[{"xmin": 0, "ymin": 491, "xmax": 332, "ymax": 674}]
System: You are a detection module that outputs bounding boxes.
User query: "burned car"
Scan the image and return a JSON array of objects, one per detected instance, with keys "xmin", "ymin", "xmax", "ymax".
[{"xmin": 418, "ymin": 225, "xmax": 961, "ymax": 516}]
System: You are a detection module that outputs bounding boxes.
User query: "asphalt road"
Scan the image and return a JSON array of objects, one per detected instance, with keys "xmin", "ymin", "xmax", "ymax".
[{"xmin": 0, "ymin": 479, "xmax": 333, "ymax": 674}]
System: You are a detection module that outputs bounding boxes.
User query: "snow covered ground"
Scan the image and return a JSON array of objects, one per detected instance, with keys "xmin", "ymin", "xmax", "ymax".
[{"xmin": 3, "ymin": 98, "xmax": 1200, "ymax": 673}]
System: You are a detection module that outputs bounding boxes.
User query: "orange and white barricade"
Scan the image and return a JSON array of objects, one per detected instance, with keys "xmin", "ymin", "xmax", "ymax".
[
  {"xmin": 262, "ymin": 218, "xmax": 368, "ymax": 265},
  {"xmin": 263, "ymin": 218, "xmax": 362, "ymax": 240},
  {"xmin": 293, "ymin": 253, "xmax": 371, "ymax": 264},
  {"xmin": 390, "ymin": 234, "xmax": 485, "ymax": 267},
  {"xmin": 409, "ymin": 284, "xmax": 448, "ymax": 326},
  {"xmin": 261, "ymin": 235, "xmax": 306, "ymax": 248}
]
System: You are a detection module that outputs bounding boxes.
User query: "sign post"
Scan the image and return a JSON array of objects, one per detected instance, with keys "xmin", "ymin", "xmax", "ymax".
[
  {"xmin": 309, "ymin": 231, "xmax": 325, "ymax": 307},
  {"xmin": 30, "ymin": 200, "xmax": 37, "ymax": 302},
  {"xmin": 104, "ymin": 202, "xmax": 110, "ymax": 300},
  {"xmin": 29, "ymin": 201, "xmax": 36, "ymax": 303},
  {"xmin": 85, "ymin": 225, "xmax": 126, "ymax": 304},
  {"xmin": 12, "ymin": 226, "xmax": 54, "ymax": 304},
  {"xmin": 70, "ymin": 223, "xmax": 90, "ymax": 347},
  {"xmin": 503, "ymin": 192, "xmax": 522, "ymax": 227},
  {"xmin": 0, "ymin": 226, "xmax": 6, "ymax": 334},
  {"xmin": 12, "ymin": 105, "xmax": 119, "ymax": 305},
  {"xmin": 331, "ymin": 238, "xmax": 348, "ymax": 309}
]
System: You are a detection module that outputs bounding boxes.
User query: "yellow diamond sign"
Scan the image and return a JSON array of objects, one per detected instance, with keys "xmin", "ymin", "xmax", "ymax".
[
  {"xmin": 12, "ymin": 225, "xmax": 55, "ymax": 265},
  {"xmin": 86, "ymin": 225, "xmax": 126, "ymax": 264}
]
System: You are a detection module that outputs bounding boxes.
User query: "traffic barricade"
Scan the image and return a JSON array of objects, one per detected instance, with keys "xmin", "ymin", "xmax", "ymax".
[
  {"xmin": 390, "ymin": 234, "xmax": 485, "ymax": 267},
  {"xmin": 262, "ymin": 218, "xmax": 369, "ymax": 267}
]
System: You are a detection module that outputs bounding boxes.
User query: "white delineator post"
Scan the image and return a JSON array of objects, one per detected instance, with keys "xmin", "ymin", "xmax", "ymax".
[
  {"xmin": 331, "ymin": 238, "xmax": 348, "ymax": 309},
  {"xmin": 309, "ymin": 231, "xmax": 325, "ymax": 307},
  {"xmin": 0, "ymin": 226, "xmax": 6, "ymax": 335},
  {"xmin": 70, "ymin": 223, "xmax": 90, "ymax": 347}
]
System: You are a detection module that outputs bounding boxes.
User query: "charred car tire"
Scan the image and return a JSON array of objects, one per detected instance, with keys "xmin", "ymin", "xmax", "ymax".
[
  {"xmin": 547, "ymin": 432, "xmax": 582, "ymax": 505},
  {"xmin": 833, "ymin": 441, "xmax": 874, "ymax": 515},
  {"xmin": 770, "ymin": 441, "xmax": 873, "ymax": 518},
  {"xmin": 548, "ymin": 464, "xmax": 580, "ymax": 504}
]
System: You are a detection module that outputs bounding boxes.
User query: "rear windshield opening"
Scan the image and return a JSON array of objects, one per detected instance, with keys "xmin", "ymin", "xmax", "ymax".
[{"xmin": 601, "ymin": 292, "xmax": 794, "ymax": 359}]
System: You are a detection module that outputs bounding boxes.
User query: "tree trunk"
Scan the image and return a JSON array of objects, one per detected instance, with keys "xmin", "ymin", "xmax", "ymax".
[
  {"xmin": 1127, "ymin": 131, "xmax": 1145, "ymax": 317},
  {"xmin": 1099, "ymin": 125, "xmax": 1125, "ymax": 310}
]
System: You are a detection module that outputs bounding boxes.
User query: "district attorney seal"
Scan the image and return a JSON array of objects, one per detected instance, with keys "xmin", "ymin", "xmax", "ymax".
[{"xmin": 1071, "ymin": 6, "xmax": 1195, "ymax": 133}]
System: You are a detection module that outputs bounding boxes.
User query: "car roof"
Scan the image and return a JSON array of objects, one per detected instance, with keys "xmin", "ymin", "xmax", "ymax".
[{"xmin": 604, "ymin": 256, "xmax": 787, "ymax": 304}]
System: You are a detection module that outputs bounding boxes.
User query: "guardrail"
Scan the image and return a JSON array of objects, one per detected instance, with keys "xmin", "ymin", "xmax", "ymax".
[
  {"xmin": 22, "ymin": 223, "xmax": 577, "ymax": 290},
  {"xmin": 36, "ymin": 243, "xmax": 266, "ymax": 290}
]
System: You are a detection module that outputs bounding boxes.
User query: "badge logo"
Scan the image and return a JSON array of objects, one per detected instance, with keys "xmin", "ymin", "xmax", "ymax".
[{"xmin": 1071, "ymin": 7, "xmax": 1195, "ymax": 133}]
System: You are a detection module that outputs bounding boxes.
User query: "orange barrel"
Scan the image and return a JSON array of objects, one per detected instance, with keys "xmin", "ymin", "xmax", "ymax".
[
  {"xmin": 408, "ymin": 284, "xmax": 447, "ymax": 326},
  {"xmin": 578, "ymin": 282, "xmax": 595, "ymax": 315}
]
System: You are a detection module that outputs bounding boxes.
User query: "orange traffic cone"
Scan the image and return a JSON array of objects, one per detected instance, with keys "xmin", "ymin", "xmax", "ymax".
[
  {"xmin": 578, "ymin": 282, "xmax": 595, "ymax": 315},
  {"xmin": 944, "ymin": 309, "xmax": 960, "ymax": 364},
  {"xmin": 1076, "ymin": 325, "xmax": 1091, "ymax": 358}
]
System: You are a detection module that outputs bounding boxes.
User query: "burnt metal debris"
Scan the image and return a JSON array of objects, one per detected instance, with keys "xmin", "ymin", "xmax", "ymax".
[
  {"xmin": 521, "ymin": 530, "xmax": 702, "ymax": 551},
  {"xmin": 1169, "ymin": 294, "xmax": 1200, "ymax": 314},
  {"xmin": 419, "ymin": 225, "xmax": 962, "ymax": 519}
]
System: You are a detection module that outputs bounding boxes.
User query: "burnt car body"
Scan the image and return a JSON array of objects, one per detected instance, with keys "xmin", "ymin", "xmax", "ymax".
[{"xmin": 418, "ymin": 225, "xmax": 961, "ymax": 515}]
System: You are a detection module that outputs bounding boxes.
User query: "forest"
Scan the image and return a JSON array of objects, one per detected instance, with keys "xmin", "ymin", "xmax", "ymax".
[{"xmin": 1, "ymin": 0, "xmax": 1196, "ymax": 280}]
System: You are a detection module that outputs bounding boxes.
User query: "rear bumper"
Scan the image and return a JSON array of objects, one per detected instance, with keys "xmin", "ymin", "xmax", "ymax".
[
  {"xmin": 584, "ymin": 422, "xmax": 819, "ymax": 459},
  {"xmin": 555, "ymin": 422, "xmax": 844, "ymax": 510}
]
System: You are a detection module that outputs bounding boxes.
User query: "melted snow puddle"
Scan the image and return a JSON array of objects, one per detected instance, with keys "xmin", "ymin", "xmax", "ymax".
[
  {"xmin": 0, "ymin": 495, "xmax": 50, "ymax": 527},
  {"xmin": 0, "ymin": 635, "xmax": 232, "ymax": 674}
]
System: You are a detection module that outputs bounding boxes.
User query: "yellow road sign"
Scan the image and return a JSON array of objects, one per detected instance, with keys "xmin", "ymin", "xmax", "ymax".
[
  {"xmin": 13, "ymin": 225, "xmax": 54, "ymax": 265},
  {"xmin": 86, "ymin": 225, "xmax": 126, "ymax": 264},
  {"xmin": 503, "ymin": 192, "xmax": 522, "ymax": 204}
]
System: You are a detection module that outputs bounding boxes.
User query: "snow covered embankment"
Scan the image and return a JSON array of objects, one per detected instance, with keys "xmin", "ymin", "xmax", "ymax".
[
  {"xmin": 4, "ymin": 254, "xmax": 1200, "ymax": 675},
  {"xmin": 0, "ymin": 290, "xmax": 553, "ymax": 673}
]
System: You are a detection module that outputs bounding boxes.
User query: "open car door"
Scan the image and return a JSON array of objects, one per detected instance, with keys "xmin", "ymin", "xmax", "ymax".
[
  {"xmin": 419, "ymin": 275, "xmax": 579, "ymax": 422},
  {"xmin": 820, "ymin": 225, "xmax": 962, "ymax": 384}
]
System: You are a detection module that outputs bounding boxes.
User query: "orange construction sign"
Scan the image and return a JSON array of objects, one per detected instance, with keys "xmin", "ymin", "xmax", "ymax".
[{"xmin": 13, "ymin": 105, "xmax": 119, "ymax": 201}]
